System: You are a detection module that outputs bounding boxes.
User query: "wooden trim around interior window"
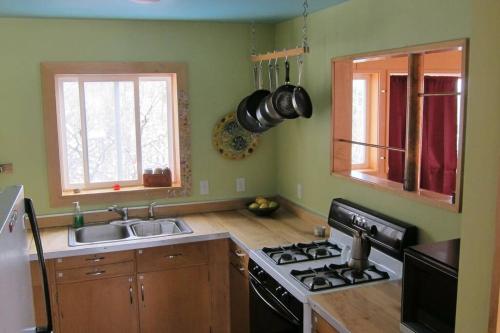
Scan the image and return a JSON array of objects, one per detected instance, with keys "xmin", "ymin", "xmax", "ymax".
[
  {"xmin": 489, "ymin": 161, "xmax": 500, "ymax": 333},
  {"xmin": 41, "ymin": 62, "xmax": 192, "ymax": 207},
  {"xmin": 330, "ymin": 39, "xmax": 468, "ymax": 213}
]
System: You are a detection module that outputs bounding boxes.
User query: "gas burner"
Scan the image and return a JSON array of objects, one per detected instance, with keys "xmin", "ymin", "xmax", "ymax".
[
  {"xmin": 262, "ymin": 241, "xmax": 342, "ymax": 265},
  {"xmin": 291, "ymin": 264, "xmax": 390, "ymax": 292}
]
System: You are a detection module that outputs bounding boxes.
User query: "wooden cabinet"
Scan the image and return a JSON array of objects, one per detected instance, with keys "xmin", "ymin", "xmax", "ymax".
[
  {"xmin": 312, "ymin": 311, "xmax": 340, "ymax": 333},
  {"xmin": 229, "ymin": 241, "xmax": 249, "ymax": 333},
  {"xmin": 57, "ymin": 276, "xmax": 139, "ymax": 333},
  {"xmin": 137, "ymin": 265, "xmax": 211, "ymax": 333},
  {"xmin": 32, "ymin": 241, "xmax": 229, "ymax": 333}
]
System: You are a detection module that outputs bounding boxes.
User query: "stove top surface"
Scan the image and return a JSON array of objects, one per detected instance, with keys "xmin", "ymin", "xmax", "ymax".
[
  {"xmin": 290, "ymin": 263, "xmax": 390, "ymax": 292},
  {"xmin": 262, "ymin": 240, "xmax": 342, "ymax": 265}
]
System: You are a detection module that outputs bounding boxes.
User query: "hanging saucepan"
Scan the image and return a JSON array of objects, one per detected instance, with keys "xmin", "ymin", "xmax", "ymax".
[
  {"xmin": 272, "ymin": 59, "xmax": 300, "ymax": 119},
  {"xmin": 292, "ymin": 56, "xmax": 313, "ymax": 118},
  {"xmin": 236, "ymin": 63, "xmax": 270, "ymax": 133},
  {"xmin": 256, "ymin": 60, "xmax": 284, "ymax": 127}
]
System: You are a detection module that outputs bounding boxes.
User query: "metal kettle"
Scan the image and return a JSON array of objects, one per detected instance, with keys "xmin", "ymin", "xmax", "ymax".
[{"xmin": 348, "ymin": 228, "xmax": 371, "ymax": 275}]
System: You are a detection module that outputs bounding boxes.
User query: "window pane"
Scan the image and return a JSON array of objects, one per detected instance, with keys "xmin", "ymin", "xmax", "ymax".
[
  {"xmin": 84, "ymin": 81, "xmax": 137, "ymax": 183},
  {"xmin": 352, "ymin": 79, "xmax": 368, "ymax": 165},
  {"xmin": 139, "ymin": 78, "xmax": 171, "ymax": 171},
  {"xmin": 61, "ymin": 81, "xmax": 84, "ymax": 186}
]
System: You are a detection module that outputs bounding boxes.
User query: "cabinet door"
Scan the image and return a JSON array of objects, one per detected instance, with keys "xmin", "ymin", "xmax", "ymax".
[
  {"xmin": 138, "ymin": 265, "xmax": 211, "ymax": 333},
  {"xmin": 230, "ymin": 263, "xmax": 249, "ymax": 333},
  {"xmin": 312, "ymin": 311, "xmax": 340, "ymax": 333},
  {"xmin": 57, "ymin": 276, "xmax": 139, "ymax": 333}
]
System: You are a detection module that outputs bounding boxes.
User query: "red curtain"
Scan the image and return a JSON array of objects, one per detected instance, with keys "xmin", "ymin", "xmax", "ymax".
[
  {"xmin": 388, "ymin": 76, "xmax": 458, "ymax": 195},
  {"xmin": 387, "ymin": 76, "xmax": 407, "ymax": 183}
]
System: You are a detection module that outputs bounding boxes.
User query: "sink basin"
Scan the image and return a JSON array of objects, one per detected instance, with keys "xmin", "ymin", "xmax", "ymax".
[
  {"xmin": 68, "ymin": 218, "xmax": 193, "ymax": 246},
  {"xmin": 131, "ymin": 219, "xmax": 192, "ymax": 237}
]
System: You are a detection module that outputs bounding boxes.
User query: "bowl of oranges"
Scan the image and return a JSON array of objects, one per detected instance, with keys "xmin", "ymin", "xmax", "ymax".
[{"xmin": 247, "ymin": 196, "xmax": 280, "ymax": 216}]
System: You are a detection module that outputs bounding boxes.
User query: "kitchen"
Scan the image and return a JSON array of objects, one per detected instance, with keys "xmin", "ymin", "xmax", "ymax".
[{"xmin": 0, "ymin": 0, "xmax": 499, "ymax": 332}]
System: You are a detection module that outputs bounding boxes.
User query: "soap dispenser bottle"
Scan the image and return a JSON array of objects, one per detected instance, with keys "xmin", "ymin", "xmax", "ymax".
[{"xmin": 72, "ymin": 201, "xmax": 84, "ymax": 228}]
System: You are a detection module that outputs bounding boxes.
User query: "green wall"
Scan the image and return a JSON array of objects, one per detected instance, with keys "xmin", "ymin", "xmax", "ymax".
[
  {"xmin": 0, "ymin": 18, "xmax": 276, "ymax": 214},
  {"xmin": 275, "ymin": 0, "xmax": 500, "ymax": 332}
]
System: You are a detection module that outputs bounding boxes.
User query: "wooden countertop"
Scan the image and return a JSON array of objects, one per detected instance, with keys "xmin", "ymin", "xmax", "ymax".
[
  {"xmin": 310, "ymin": 281, "xmax": 402, "ymax": 333},
  {"xmin": 29, "ymin": 208, "xmax": 327, "ymax": 259}
]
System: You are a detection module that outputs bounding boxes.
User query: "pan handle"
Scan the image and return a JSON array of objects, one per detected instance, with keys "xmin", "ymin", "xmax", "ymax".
[
  {"xmin": 258, "ymin": 61, "xmax": 264, "ymax": 89},
  {"xmin": 285, "ymin": 60, "xmax": 290, "ymax": 84},
  {"xmin": 253, "ymin": 64, "xmax": 259, "ymax": 90},
  {"xmin": 274, "ymin": 58, "xmax": 280, "ymax": 88},
  {"xmin": 268, "ymin": 61, "xmax": 274, "ymax": 91},
  {"xmin": 297, "ymin": 56, "xmax": 304, "ymax": 86}
]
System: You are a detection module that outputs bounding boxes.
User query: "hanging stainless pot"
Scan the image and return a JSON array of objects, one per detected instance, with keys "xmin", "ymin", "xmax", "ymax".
[
  {"xmin": 256, "ymin": 60, "xmax": 284, "ymax": 127},
  {"xmin": 272, "ymin": 59, "xmax": 300, "ymax": 119},
  {"xmin": 236, "ymin": 63, "xmax": 271, "ymax": 133}
]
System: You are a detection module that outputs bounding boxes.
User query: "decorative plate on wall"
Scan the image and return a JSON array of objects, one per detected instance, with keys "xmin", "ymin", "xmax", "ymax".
[{"xmin": 212, "ymin": 111, "xmax": 259, "ymax": 160}]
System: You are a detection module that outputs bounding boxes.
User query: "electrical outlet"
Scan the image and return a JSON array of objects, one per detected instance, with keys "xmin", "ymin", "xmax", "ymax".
[
  {"xmin": 200, "ymin": 180, "xmax": 209, "ymax": 195},
  {"xmin": 236, "ymin": 178, "xmax": 246, "ymax": 192},
  {"xmin": 297, "ymin": 183, "xmax": 303, "ymax": 199}
]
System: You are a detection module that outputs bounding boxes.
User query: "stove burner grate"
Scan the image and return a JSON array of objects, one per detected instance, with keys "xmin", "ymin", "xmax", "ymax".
[{"xmin": 262, "ymin": 241, "xmax": 342, "ymax": 265}]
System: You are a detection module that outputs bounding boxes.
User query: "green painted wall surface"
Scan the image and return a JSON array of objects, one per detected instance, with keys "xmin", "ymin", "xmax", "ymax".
[
  {"xmin": 0, "ymin": 18, "xmax": 276, "ymax": 214},
  {"xmin": 275, "ymin": 0, "xmax": 499, "ymax": 331}
]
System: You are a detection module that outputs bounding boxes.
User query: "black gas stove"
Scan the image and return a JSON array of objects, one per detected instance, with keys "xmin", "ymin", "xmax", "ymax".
[
  {"xmin": 290, "ymin": 263, "xmax": 390, "ymax": 292},
  {"xmin": 261, "ymin": 240, "xmax": 342, "ymax": 265}
]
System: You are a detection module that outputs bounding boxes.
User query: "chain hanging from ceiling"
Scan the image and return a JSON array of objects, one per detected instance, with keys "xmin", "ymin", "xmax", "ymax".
[{"xmin": 302, "ymin": 0, "xmax": 309, "ymax": 49}]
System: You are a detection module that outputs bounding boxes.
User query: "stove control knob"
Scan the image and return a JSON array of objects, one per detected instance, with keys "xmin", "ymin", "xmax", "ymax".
[{"xmin": 370, "ymin": 225, "xmax": 378, "ymax": 236}]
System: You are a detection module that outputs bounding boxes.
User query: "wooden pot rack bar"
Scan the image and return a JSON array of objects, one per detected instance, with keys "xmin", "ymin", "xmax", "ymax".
[{"xmin": 250, "ymin": 46, "xmax": 309, "ymax": 63}]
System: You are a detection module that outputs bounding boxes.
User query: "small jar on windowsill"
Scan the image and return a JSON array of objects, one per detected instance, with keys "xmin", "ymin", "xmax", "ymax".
[{"xmin": 143, "ymin": 167, "xmax": 172, "ymax": 187}]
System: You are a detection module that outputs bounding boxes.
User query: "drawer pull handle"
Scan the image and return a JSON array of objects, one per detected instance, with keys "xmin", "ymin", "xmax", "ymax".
[
  {"xmin": 86, "ymin": 256, "xmax": 105, "ymax": 262},
  {"xmin": 165, "ymin": 253, "xmax": 183, "ymax": 259},
  {"xmin": 129, "ymin": 286, "xmax": 133, "ymax": 304},
  {"xmin": 141, "ymin": 284, "xmax": 145, "ymax": 301},
  {"xmin": 234, "ymin": 249, "xmax": 246, "ymax": 257},
  {"xmin": 86, "ymin": 270, "xmax": 106, "ymax": 276},
  {"xmin": 230, "ymin": 262, "xmax": 245, "ymax": 272}
]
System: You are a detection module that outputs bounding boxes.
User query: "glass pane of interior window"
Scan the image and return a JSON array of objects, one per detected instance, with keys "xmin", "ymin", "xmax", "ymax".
[
  {"xmin": 352, "ymin": 79, "xmax": 368, "ymax": 165},
  {"xmin": 61, "ymin": 81, "xmax": 84, "ymax": 186},
  {"xmin": 139, "ymin": 78, "xmax": 171, "ymax": 171},
  {"xmin": 84, "ymin": 81, "xmax": 137, "ymax": 183}
]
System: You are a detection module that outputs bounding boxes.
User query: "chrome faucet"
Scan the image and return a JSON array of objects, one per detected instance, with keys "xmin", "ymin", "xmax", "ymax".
[
  {"xmin": 107, "ymin": 205, "xmax": 129, "ymax": 221},
  {"xmin": 148, "ymin": 202, "xmax": 157, "ymax": 220}
]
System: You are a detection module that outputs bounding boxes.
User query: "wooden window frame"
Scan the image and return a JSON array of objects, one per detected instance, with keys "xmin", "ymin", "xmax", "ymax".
[
  {"xmin": 41, "ymin": 62, "xmax": 192, "ymax": 207},
  {"xmin": 331, "ymin": 39, "xmax": 468, "ymax": 213}
]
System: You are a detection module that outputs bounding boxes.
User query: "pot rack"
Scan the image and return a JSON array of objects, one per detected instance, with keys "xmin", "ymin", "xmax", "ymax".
[{"xmin": 250, "ymin": 0, "xmax": 310, "ymax": 63}]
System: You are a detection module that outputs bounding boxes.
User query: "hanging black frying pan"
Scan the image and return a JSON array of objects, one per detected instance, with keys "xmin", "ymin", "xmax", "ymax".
[
  {"xmin": 256, "ymin": 60, "xmax": 284, "ymax": 127},
  {"xmin": 292, "ymin": 57, "xmax": 313, "ymax": 118},
  {"xmin": 236, "ymin": 64, "xmax": 270, "ymax": 133},
  {"xmin": 272, "ymin": 60, "xmax": 300, "ymax": 119}
]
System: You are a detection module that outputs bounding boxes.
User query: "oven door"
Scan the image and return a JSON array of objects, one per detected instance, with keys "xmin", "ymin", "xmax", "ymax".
[{"xmin": 249, "ymin": 276, "xmax": 302, "ymax": 333}]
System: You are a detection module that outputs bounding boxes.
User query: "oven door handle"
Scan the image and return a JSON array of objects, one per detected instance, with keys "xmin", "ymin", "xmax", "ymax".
[{"xmin": 249, "ymin": 278, "xmax": 301, "ymax": 326}]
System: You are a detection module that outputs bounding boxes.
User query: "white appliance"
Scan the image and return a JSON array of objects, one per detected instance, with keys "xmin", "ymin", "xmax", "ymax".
[
  {"xmin": 248, "ymin": 198, "xmax": 418, "ymax": 333},
  {"xmin": 0, "ymin": 185, "xmax": 52, "ymax": 333}
]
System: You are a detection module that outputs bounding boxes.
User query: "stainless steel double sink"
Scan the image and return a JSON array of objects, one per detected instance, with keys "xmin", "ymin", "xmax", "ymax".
[{"xmin": 68, "ymin": 219, "xmax": 193, "ymax": 247}]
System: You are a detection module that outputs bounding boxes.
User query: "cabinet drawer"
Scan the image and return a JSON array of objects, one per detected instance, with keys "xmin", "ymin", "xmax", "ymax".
[
  {"xmin": 137, "ymin": 242, "xmax": 208, "ymax": 273},
  {"xmin": 55, "ymin": 250, "xmax": 134, "ymax": 270},
  {"xmin": 55, "ymin": 261, "xmax": 134, "ymax": 284}
]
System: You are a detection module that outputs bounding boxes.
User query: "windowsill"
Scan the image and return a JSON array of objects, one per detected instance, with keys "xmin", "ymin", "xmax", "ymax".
[
  {"xmin": 333, "ymin": 170, "xmax": 458, "ymax": 212},
  {"xmin": 62, "ymin": 183, "xmax": 182, "ymax": 197},
  {"xmin": 52, "ymin": 182, "xmax": 189, "ymax": 207}
]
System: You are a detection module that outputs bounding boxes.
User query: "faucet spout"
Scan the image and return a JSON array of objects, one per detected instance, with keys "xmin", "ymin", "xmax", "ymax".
[{"xmin": 107, "ymin": 205, "xmax": 129, "ymax": 221}]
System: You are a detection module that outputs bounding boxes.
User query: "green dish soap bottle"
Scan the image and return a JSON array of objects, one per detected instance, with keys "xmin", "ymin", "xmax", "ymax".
[{"xmin": 72, "ymin": 201, "xmax": 84, "ymax": 228}]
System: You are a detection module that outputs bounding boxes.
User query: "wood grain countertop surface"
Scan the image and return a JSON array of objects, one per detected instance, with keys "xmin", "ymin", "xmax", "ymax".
[
  {"xmin": 310, "ymin": 281, "xmax": 402, "ymax": 333},
  {"xmin": 28, "ymin": 208, "xmax": 328, "ymax": 259}
]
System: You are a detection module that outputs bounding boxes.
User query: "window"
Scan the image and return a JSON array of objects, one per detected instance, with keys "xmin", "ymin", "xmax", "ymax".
[
  {"xmin": 352, "ymin": 77, "xmax": 369, "ymax": 166},
  {"xmin": 42, "ymin": 63, "xmax": 191, "ymax": 206},
  {"xmin": 332, "ymin": 40, "xmax": 468, "ymax": 212}
]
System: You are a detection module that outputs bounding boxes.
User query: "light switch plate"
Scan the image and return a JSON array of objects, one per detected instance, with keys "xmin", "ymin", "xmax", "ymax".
[
  {"xmin": 200, "ymin": 180, "xmax": 209, "ymax": 195},
  {"xmin": 297, "ymin": 183, "xmax": 303, "ymax": 199},
  {"xmin": 236, "ymin": 178, "xmax": 246, "ymax": 192}
]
